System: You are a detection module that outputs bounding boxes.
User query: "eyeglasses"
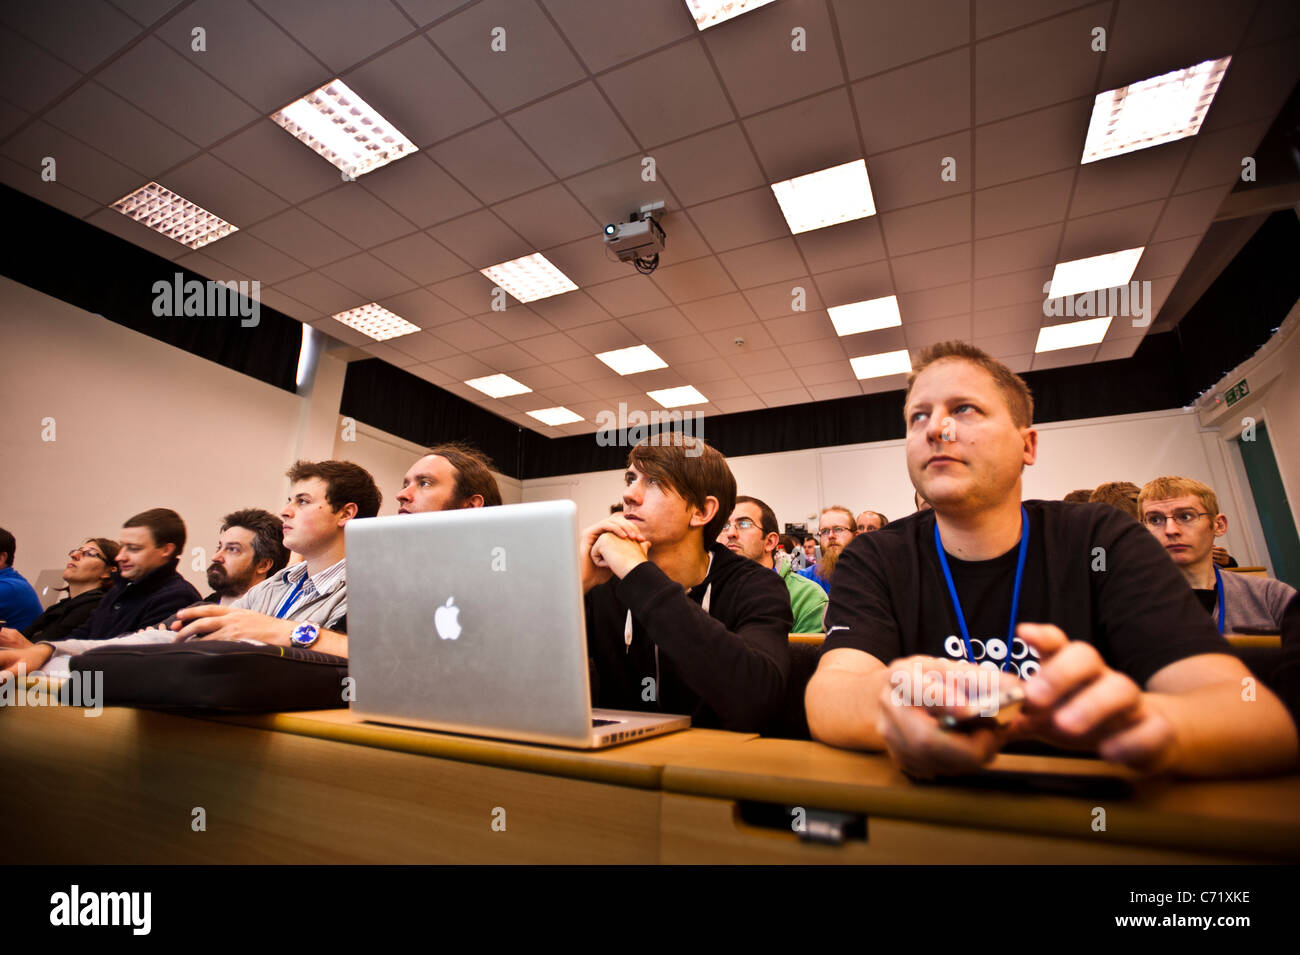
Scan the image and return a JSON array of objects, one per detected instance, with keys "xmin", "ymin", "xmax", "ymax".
[
  {"xmin": 819, "ymin": 526, "xmax": 853, "ymax": 538},
  {"xmin": 720, "ymin": 518, "xmax": 759, "ymax": 532},
  {"xmin": 1143, "ymin": 510, "xmax": 1210, "ymax": 529},
  {"xmin": 69, "ymin": 546, "xmax": 106, "ymax": 562}
]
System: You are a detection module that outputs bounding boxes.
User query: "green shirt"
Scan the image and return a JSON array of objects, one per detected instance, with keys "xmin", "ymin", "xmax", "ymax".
[{"xmin": 777, "ymin": 556, "xmax": 828, "ymax": 633}]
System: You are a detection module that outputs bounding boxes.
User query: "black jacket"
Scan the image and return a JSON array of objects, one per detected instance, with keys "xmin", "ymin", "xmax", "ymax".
[
  {"xmin": 64, "ymin": 561, "xmax": 201, "ymax": 640},
  {"xmin": 584, "ymin": 542, "xmax": 792, "ymax": 732},
  {"xmin": 21, "ymin": 586, "xmax": 109, "ymax": 643}
]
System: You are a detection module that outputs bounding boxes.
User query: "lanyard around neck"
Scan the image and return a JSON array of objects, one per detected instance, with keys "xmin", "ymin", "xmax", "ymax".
[
  {"xmin": 275, "ymin": 572, "xmax": 308, "ymax": 619},
  {"xmin": 932, "ymin": 506, "xmax": 1029, "ymax": 671},
  {"xmin": 1213, "ymin": 565, "xmax": 1225, "ymax": 635}
]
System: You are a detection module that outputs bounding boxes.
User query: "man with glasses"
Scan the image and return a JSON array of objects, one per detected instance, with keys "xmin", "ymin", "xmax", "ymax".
[
  {"xmin": 719, "ymin": 496, "xmax": 828, "ymax": 633},
  {"xmin": 1139, "ymin": 476, "xmax": 1295, "ymax": 634},
  {"xmin": 797, "ymin": 506, "xmax": 856, "ymax": 594}
]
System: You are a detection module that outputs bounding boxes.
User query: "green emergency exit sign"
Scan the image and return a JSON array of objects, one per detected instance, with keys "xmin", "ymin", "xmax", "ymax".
[{"xmin": 1224, "ymin": 378, "xmax": 1249, "ymax": 406}]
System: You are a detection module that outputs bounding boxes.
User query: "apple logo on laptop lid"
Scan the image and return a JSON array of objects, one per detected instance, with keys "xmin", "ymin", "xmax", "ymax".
[{"xmin": 435, "ymin": 597, "xmax": 462, "ymax": 640}]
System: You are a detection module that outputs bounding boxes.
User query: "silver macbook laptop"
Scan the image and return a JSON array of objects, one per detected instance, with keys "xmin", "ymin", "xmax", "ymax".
[{"xmin": 345, "ymin": 499, "xmax": 689, "ymax": 748}]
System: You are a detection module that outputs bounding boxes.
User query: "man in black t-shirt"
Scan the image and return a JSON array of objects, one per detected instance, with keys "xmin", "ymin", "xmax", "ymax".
[
  {"xmin": 806, "ymin": 341, "xmax": 1298, "ymax": 777},
  {"xmin": 580, "ymin": 433, "xmax": 791, "ymax": 732}
]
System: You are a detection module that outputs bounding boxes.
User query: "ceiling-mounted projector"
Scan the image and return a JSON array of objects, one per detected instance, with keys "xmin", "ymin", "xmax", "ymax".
[{"xmin": 604, "ymin": 202, "xmax": 666, "ymax": 274}]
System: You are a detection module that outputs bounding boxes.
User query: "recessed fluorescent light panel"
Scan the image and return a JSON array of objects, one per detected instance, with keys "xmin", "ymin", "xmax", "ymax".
[
  {"xmin": 684, "ymin": 0, "xmax": 779, "ymax": 30},
  {"xmin": 771, "ymin": 159, "xmax": 876, "ymax": 234},
  {"xmin": 480, "ymin": 253, "xmax": 578, "ymax": 304},
  {"xmin": 648, "ymin": 385, "xmax": 707, "ymax": 408},
  {"xmin": 1047, "ymin": 248, "xmax": 1144, "ymax": 299},
  {"xmin": 527, "ymin": 407, "xmax": 583, "ymax": 426},
  {"xmin": 110, "ymin": 182, "xmax": 237, "ymax": 249},
  {"xmin": 271, "ymin": 79, "xmax": 417, "ymax": 179},
  {"xmin": 1082, "ymin": 56, "xmax": 1231, "ymax": 164},
  {"xmin": 465, "ymin": 374, "xmax": 532, "ymax": 398},
  {"xmin": 828, "ymin": 295, "xmax": 902, "ymax": 336},
  {"xmin": 596, "ymin": 345, "xmax": 668, "ymax": 375},
  {"xmin": 849, "ymin": 349, "xmax": 912, "ymax": 380},
  {"xmin": 1035, "ymin": 316, "xmax": 1113, "ymax": 353},
  {"xmin": 331, "ymin": 303, "xmax": 419, "ymax": 342}
]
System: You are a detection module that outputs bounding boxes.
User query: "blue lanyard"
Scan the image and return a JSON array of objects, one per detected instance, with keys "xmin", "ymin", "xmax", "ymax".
[
  {"xmin": 274, "ymin": 573, "xmax": 308, "ymax": 619},
  {"xmin": 1213, "ymin": 565, "xmax": 1225, "ymax": 635},
  {"xmin": 933, "ymin": 506, "xmax": 1029, "ymax": 671}
]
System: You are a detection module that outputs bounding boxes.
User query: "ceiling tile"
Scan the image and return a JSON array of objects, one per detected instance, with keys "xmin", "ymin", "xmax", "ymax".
[
  {"xmin": 200, "ymin": 231, "xmax": 308, "ymax": 284},
  {"xmin": 528, "ymin": 289, "xmax": 612, "ymax": 329},
  {"xmin": 688, "ymin": 186, "xmax": 789, "ymax": 252},
  {"xmin": 719, "ymin": 237, "xmax": 807, "ymax": 288},
  {"xmin": 974, "ymin": 0, "xmax": 1098, "ymax": 39},
  {"xmin": 839, "ymin": 325, "xmax": 908, "ymax": 357},
  {"xmin": 326, "ymin": 252, "xmax": 418, "ymax": 300},
  {"xmin": 430, "ymin": 353, "xmax": 496, "ymax": 380},
  {"xmin": 566, "ymin": 319, "xmax": 640, "ymax": 352},
  {"xmin": 1099, "ymin": 0, "xmax": 1253, "ymax": 91},
  {"xmin": 1132, "ymin": 236, "xmax": 1200, "ymax": 280},
  {"xmin": 743, "ymin": 87, "xmax": 861, "ymax": 182},
  {"xmin": 619, "ymin": 306, "xmax": 698, "ymax": 342},
  {"xmin": 249, "ymin": 207, "xmax": 359, "ymax": 268},
  {"xmin": 795, "ymin": 216, "xmax": 886, "ymax": 273},
  {"xmin": 585, "ymin": 274, "xmax": 672, "ymax": 317},
  {"xmin": 538, "ymin": 381, "xmax": 597, "ymax": 404},
  {"xmin": 782, "ymin": 338, "xmax": 846, "ymax": 366},
  {"xmin": 973, "ymin": 169, "xmax": 1074, "ymax": 239},
  {"xmin": 797, "ymin": 358, "xmax": 858, "ymax": 387},
  {"xmin": 312, "ymin": 315, "xmax": 372, "ymax": 347},
  {"xmin": 380, "ymin": 287, "xmax": 465, "ymax": 327},
  {"xmin": 973, "ymin": 223, "xmax": 1063, "ymax": 279},
  {"xmin": 975, "ymin": 327, "xmax": 1038, "ymax": 358},
  {"xmin": 369, "ymin": 231, "xmax": 469, "ymax": 285},
  {"xmin": 857, "ymin": 371, "xmax": 909, "ymax": 396},
  {"xmin": 763, "ymin": 309, "xmax": 839, "ymax": 344},
  {"xmin": 471, "ymin": 342, "xmax": 538, "ymax": 372},
  {"xmin": 975, "ymin": 97, "xmax": 1093, "ymax": 189},
  {"xmin": 1203, "ymin": 38, "xmax": 1300, "ymax": 133},
  {"xmin": 427, "ymin": 208, "xmax": 533, "ymax": 270},
  {"xmin": 1150, "ymin": 185, "xmax": 1227, "ymax": 243},
  {"xmin": 898, "ymin": 281, "xmax": 972, "ymax": 322},
  {"xmin": 518, "ymin": 331, "xmax": 589, "ymax": 363},
  {"xmin": 301, "ymin": 185, "xmax": 419, "ymax": 248},
  {"xmin": 390, "ymin": 330, "xmax": 458, "ymax": 362},
  {"xmin": 972, "ymin": 302, "xmax": 1046, "ymax": 337},
  {"xmin": 97, "ymin": 37, "xmax": 260, "ymax": 148},
  {"xmin": 436, "ymin": 317, "xmax": 507, "ymax": 351},
  {"xmin": 1057, "ymin": 199, "xmax": 1164, "ymax": 261},
  {"xmin": 1031, "ymin": 343, "xmax": 1097, "ymax": 370},
  {"xmin": 972, "ymin": 265, "xmax": 1052, "ymax": 310},
  {"xmin": 705, "ymin": 321, "xmax": 774, "ymax": 353},
  {"xmin": 256, "ymin": 0, "xmax": 415, "ymax": 73},
  {"xmin": 159, "ymin": 153, "xmax": 288, "ymax": 228},
  {"xmin": 808, "ymin": 380, "xmax": 863, "ymax": 400},
  {"xmin": 597, "ymin": 39, "xmax": 734, "ymax": 148},
  {"xmin": 365, "ymin": 341, "xmax": 421, "ymax": 367},
  {"xmin": 428, "ymin": 0, "xmax": 586, "ymax": 112},
  {"xmin": 406, "ymin": 362, "xmax": 456, "ymax": 386},
  {"xmin": 507, "ymin": 82, "xmax": 639, "ymax": 179},
  {"xmin": 697, "ymin": 377, "xmax": 755, "ymax": 399},
  {"xmin": 880, "ymin": 195, "xmax": 971, "ymax": 257},
  {"xmin": 1173, "ymin": 120, "xmax": 1270, "ymax": 194},
  {"xmin": 745, "ymin": 278, "xmax": 826, "ymax": 320},
  {"xmin": 361, "ymin": 153, "xmax": 481, "ymax": 229},
  {"xmin": 0, "ymin": 0, "xmax": 139, "ymax": 73},
  {"xmin": 428, "ymin": 269, "xmax": 501, "ymax": 314},
  {"xmin": 674, "ymin": 357, "xmax": 736, "ymax": 384},
  {"xmin": 892, "ymin": 244, "xmax": 972, "ymax": 292},
  {"xmin": 477, "ymin": 306, "xmax": 556, "ymax": 340},
  {"xmin": 974, "ymin": 3, "xmax": 1110, "ymax": 124},
  {"xmin": 0, "ymin": 26, "xmax": 79, "ymax": 113},
  {"xmin": 652, "ymin": 123, "xmax": 766, "ymax": 206},
  {"xmin": 868, "ymin": 131, "xmax": 971, "ymax": 213},
  {"xmin": 703, "ymin": 0, "xmax": 842, "ymax": 116},
  {"xmin": 0, "ymin": 156, "xmax": 98, "ymax": 217},
  {"xmin": 651, "ymin": 335, "xmax": 719, "ymax": 363},
  {"xmin": 342, "ymin": 34, "xmax": 493, "ymax": 148},
  {"xmin": 274, "ymin": 271, "xmax": 363, "ymax": 315},
  {"xmin": 512, "ymin": 363, "xmax": 572, "ymax": 390},
  {"xmin": 492, "ymin": 184, "xmax": 601, "ymax": 250},
  {"xmin": 650, "ymin": 257, "xmax": 738, "ymax": 304},
  {"xmin": 45, "ymin": 82, "xmax": 196, "ymax": 177},
  {"xmin": 727, "ymin": 346, "xmax": 791, "ymax": 376},
  {"xmin": 681, "ymin": 291, "xmax": 759, "ymax": 332},
  {"xmin": 852, "ymin": 48, "xmax": 970, "ymax": 155},
  {"xmin": 563, "ymin": 153, "xmax": 683, "ymax": 226},
  {"xmin": 430, "ymin": 120, "xmax": 556, "ymax": 205},
  {"xmin": 1067, "ymin": 139, "xmax": 1191, "ymax": 218},
  {"xmin": 540, "ymin": 0, "xmax": 695, "ymax": 74},
  {"xmin": 905, "ymin": 314, "xmax": 973, "ymax": 348},
  {"xmin": 714, "ymin": 394, "xmax": 767, "ymax": 414},
  {"xmin": 213, "ymin": 120, "xmax": 348, "ymax": 205},
  {"xmin": 763, "ymin": 385, "xmax": 814, "ymax": 409},
  {"xmin": 833, "ymin": 0, "xmax": 968, "ymax": 78},
  {"xmin": 1095, "ymin": 335, "xmax": 1142, "ymax": 362},
  {"xmin": 811, "ymin": 260, "xmax": 893, "ymax": 306},
  {"xmin": 1, "ymin": 120, "xmax": 140, "ymax": 204},
  {"xmin": 85, "ymin": 206, "xmax": 190, "ymax": 259}
]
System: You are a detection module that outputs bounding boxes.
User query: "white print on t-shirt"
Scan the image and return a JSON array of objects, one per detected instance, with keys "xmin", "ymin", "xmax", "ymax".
[{"xmin": 942, "ymin": 633, "xmax": 1041, "ymax": 677}]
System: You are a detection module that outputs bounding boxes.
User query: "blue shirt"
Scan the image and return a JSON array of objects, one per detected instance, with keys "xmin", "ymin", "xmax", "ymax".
[
  {"xmin": 796, "ymin": 564, "xmax": 831, "ymax": 594},
  {"xmin": 0, "ymin": 566, "xmax": 44, "ymax": 632}
]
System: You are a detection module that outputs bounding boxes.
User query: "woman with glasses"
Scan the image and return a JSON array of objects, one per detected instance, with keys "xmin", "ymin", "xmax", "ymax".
[{"xmin": 0, "ymin": 539, "xmax": 120, "ymax": 648}]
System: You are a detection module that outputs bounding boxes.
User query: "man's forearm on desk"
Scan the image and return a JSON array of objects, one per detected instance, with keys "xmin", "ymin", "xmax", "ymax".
[{"xmin": 805, "ymin": 661, "xmax": 892, "ymax": 750}]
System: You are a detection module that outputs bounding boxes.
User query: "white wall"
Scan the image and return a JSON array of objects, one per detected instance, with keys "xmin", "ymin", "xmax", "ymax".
[
  {"xmin": 522, "ymin": 406, "xmax": 1264, "ymax": 564},
  {"xmin": 0, "ymin": 277, "xmax": 305, "ymax": 593}
]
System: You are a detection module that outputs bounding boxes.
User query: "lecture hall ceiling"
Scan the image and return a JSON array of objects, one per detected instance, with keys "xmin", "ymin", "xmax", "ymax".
[{"xmin": 2, "ymin": 0, "xmax": 1298, "ymax": 435}]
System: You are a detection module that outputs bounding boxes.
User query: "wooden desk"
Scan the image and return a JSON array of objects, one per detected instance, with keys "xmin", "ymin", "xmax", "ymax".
[{"xmin": 3, "ymin": 699, "xmax": 1298, "ymax": 864}]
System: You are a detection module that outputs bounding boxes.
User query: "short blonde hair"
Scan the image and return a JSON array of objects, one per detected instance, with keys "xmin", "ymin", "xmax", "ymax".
[{"xmin": 1138, "ymin": 476, "xmax": 1219, "ymax": 517}]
